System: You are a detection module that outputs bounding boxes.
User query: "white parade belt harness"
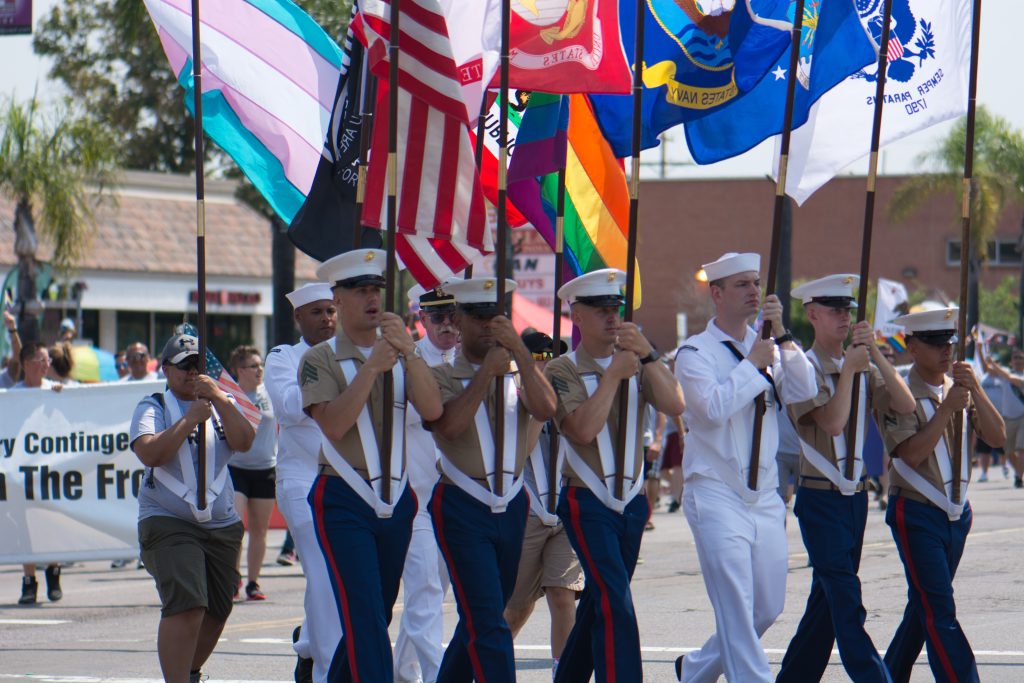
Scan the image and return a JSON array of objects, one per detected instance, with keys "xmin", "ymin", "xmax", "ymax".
[
  {"xmin": 559, "ymin": 352, "xmax": 644, "ymax": 514},
  {"xmin": 153, "ymin": 391, "xmax": 229, "ymax": 523},
  {"xmin": 526, "ymin": 437, "xmax": 562, "ymax": 526},
  {"xmin": 439, "ymin": 373, "xmax": 524, "ymax": 513},
  {"xmin": 319, "ymin": 355, "xmax": 408, "ymax": 519},
  {"xmin": 797, "ymin": 350, "xmax": 867, "ymax": 496}
]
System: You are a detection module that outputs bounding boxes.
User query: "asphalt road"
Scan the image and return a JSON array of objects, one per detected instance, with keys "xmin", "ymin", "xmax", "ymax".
[{"xmin": 2, "ymin": 471, "xmax": 1023, "ymax": 682}]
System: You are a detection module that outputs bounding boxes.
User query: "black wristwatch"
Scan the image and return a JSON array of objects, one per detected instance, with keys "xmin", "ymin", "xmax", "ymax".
[
  {"xmin": 775, "ymin": 331, "xmax": 794, "ymax": 346},
  {"xmin": 640, "ymin": 349, "xmax": 659, "ymax": 365}
]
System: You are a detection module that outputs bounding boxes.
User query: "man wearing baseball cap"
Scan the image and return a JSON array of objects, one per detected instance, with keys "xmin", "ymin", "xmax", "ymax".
[
  {"xmin": 545, "ymin": 268, "xmax": 684, "ymax": 682},
  {"xmin": 130, "ymin": 332, "xmax": 256, "ymax": 683},
  {"xmin": 878, "ymin": 307, "xmax": 1003, "ymax": 682},
  {"xmin": 264, "ymin": 281, "xmax": 340, "ymax": 682},
  {"xmin": 300, "ymin": 249, "xmax": 443, "ymax": 683},
  {"xmin": 777, "ymin": 274, "xmax": 915, "ymax": 683},
  {"xmin": 674, "ymin": 252, "xmax": 816, "ymax": 682}
]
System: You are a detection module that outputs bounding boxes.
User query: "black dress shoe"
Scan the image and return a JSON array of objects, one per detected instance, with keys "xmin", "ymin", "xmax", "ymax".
[
  {"xmin": 675, "ymin": 655, "xmax": 684, "ymax": 681},
  {"xmin": 45, "ymin": 565, "xmax": 62, "ymax": 602},
  {"xmin": 292, "ymin": 625, "xmax": 313, "ymax": 683},
  {"xmin": 19, "ymin": 577, "xmax": 38, "ymax": 605}
]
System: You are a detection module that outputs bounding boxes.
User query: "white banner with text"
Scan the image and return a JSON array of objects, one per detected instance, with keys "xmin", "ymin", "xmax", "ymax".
[{"xmin": 0, "ymin": 380, "xmax": 164, "ymax": 564}]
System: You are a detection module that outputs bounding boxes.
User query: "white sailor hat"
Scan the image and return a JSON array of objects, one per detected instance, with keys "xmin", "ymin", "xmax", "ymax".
[
  {"xmin": 701, "ymin": 252, "xmax": 761, "ymax": 282},
  {"xmin": 285, "ymin": 282, "xmax": 334, "ymax": 309},
  {"xmin": 315, "ymin": 248, "xmax": 387, "ymax": 288},
  {"xmin": 444, "ymin": 277, "xmax": 517, "ymax": 315},
  {"xmin": 408, "ymin": 283, "xmax": 456, "ymax": 311},
  {"xmin": 557, "ymin": 268, "xmax": 626, "ymax": 307},
  {"xmin": 893, "ymin": 307, "xmax": 959, "ymax": 346},
  {"xmin": 792, "ymin": 274, "xmax": 860, "ymax": 308}
]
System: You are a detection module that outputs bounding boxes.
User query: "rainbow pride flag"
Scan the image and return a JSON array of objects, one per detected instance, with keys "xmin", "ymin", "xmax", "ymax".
[{"xmin": 508, "ymin": 93, "xmax": 641, "ymax": 306}]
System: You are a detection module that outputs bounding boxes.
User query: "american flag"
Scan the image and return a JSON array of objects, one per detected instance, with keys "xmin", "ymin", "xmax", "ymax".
[
  {"xmin": 353, "ymin": 0, "xmax": 492, "ymax": 288},
  {"xmin": 886, "ymin": 35, "xmax": 904, "ymax": 62},
  {"xmin": 179, "ymin": 324, "xmax": 262, "ymax": 430}
]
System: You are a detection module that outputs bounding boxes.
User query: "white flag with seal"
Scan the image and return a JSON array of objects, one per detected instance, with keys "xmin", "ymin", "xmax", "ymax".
[{"xmin": 776, "ymin": 0, "xmax": 972, "ymax": 205}]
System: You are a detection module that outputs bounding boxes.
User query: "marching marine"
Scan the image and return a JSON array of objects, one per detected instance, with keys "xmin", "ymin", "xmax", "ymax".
[
  {"xmin": 776, "ymin": 274, "xmax": 915, "ymax": 683},
  {"xmin": 879, "ymin": 308, "xmax": 1003, "ymax": 683},
  {"xmin": 300, "ymin": 249, "xmax": 443, "ymax": 683},
  {"xmin": 545, "ymin": 268, "xmax": 685, "ymax": 683},
  {"xmin": 426, "ymin": 277, "xmax": 558, "ymax": 683}
]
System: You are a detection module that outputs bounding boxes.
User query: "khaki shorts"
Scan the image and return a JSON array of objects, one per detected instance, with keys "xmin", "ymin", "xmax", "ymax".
[
  {"xmin": 507, "ymin": 515, "xmax": 584, "ymax": 612},
  {"xmin": 139, "ymin": 515, "xmax": 244, "ymax": 620},
  {"xmin": 1005, "ymin": 416, "xmax": 1024, "ymax": 452}
]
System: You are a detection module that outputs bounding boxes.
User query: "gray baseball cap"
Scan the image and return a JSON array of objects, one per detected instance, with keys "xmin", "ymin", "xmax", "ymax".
[{"xmin": 160, "ymin": 334, "xmax": 200, "ymax": 365}]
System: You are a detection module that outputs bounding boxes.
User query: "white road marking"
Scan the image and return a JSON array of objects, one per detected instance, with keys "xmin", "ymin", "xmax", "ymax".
[{"xmin": 0, "ymin": 619, "xmax": 70, "ymax": 625}]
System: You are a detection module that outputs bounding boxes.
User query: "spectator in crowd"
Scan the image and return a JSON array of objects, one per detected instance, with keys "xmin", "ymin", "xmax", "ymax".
[
  {"xmin": 643, "ymin": 404, "xmax": 661, "ymax": 529},
  {"xmin": 983, "ymin": 349, "xmax": 1024, "ymax": 488},
  {"xmin": 12, "ymin": 341, "xmax": 63, "ymax": 604},
  {"xmin": 974, "ymin": 369, "xmax": 1005, "ymax": 481},
  {"xmin": 659, "ymin": 357, "xmax": 687, "ymax": 513},
  {"xmin": 130, "ymin": 333, "xmax": 254, "ymax": 683},
  {"xmin": 47, "ymin": 343, "xmax": 78, "ymax": 386},
  {"xmin": 58, "ymin": 318, "xmax": 76, "ymax": 343},
  {"xmin": 227, "ymin": 345, "xmax": 277, "ymax": 601},
  {"xmin": 2, "ymin": 309, "xmax": 22, "ymax": 388},
  {"xmin": 122, "ymin": 342, "xmax": 159, "ymax": 382},
  {"xmin": 115, "ymin": 350, "xmax": 130, "ymax": 379},
  {"xmin": 775, "ymin": 409, "xmax": 801, "ymax": 506}
]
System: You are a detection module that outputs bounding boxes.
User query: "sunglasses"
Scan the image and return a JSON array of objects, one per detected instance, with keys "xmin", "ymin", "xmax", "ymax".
[
  {"xmin": 427, "ymin": 312, "xmax": 455, "ymax": 325},
  {"xmin": 171, "ymin": 357, "xmax": 201, "ymax": 372},
  {"xmin": 127, "ymin": 353, "xmax": 147, "ymax": 361},
  {"xmin": 116, "ymin": 362, "xmax": 129, "ymax": 370}
]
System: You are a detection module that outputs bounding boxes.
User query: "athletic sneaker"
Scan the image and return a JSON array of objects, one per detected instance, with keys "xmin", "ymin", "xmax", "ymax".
[
  {"xmin": 979, "ymin": 472, "xmax": 989, "ymax": 482},
  {"xmin": 18, "ymin": 576, "xmax": 37, "ymax": 605},
  {"xmin": 188, "ymin": 670, "xmax": 207, "ymax": 683},
  {"xmin": 45, "ymin": 565, "xmax": 62, "ymax": 602},
  {"xmin": 245, "ymin": 581, "xmax": 267, "ymax": 601},
  {"xmin": 276, "ymin": 551, "xmax": 296, "ymax": 567},
  {"xmin": 233, "ymin": 579, "xmax": 243, "ymax": 602}
]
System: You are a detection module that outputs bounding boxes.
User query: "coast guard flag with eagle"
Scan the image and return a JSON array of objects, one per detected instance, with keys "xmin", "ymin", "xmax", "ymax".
[{"xmin": 777, "ymin": 0, "xmax": 973, "ymax": 204}]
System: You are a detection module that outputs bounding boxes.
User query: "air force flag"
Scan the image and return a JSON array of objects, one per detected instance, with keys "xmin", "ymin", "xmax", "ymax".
[{"xmin": 778, "ymin": 0, "xmax": 973, "ymax": 205}]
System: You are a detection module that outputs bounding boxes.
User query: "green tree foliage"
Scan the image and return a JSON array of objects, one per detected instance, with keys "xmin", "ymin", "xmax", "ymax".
[{"xmin": 979, "ymin": 276, "xmax": 1020, "ymax": 335}]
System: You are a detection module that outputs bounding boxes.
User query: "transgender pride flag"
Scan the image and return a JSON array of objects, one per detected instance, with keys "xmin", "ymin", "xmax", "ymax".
[{"xmin": 143, "ymin": 0, "xmax": 345, "ymax": 226}]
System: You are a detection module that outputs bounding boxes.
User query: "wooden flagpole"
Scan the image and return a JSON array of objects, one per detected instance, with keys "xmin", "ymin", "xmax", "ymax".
[
  {"xmin": 354, "ymin": 52, "xmax": 377, "ymax": 248},
  {"xmin": 468, "ymin": 98, "xmax": 489, "ymax": 279},
  {"xmin": 493, "ymin": 0, "xmax": 512, "ymax": 497},
  {"xmin": 190, "ymin": 0, "xmax": 208, "ymax": 511},
  {"xmin": 547, "ymin": 166, "xmax": 567, "ymax": 514},
  {"xmin": 380, "ymin": 0, "xmax": 402, "ymax": 505},
  {"xmin": 952, "ymin": 0, "xmax": 984, "ymax": 505},
  {"xmin": 846, "ymin": 0, "xmax": 894, "ymax": 479},
  {"xmin": 748, "ymin": 0, "xmax": 806, "ymax": 491},
  {"xmin": 613, "ymin": 0, "xmax": 647, "ymax": 500}
]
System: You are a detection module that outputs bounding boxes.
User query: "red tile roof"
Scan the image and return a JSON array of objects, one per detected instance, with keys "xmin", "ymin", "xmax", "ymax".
[{"xmin": 0, "ymin": 170, "xmax": 320, "ymax": 279}]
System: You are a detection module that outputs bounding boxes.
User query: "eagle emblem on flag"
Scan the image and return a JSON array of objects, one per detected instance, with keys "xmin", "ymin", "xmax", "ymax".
[{"xmin": 855, "ymin": 0, "xmax": 936, "ymax": 83}]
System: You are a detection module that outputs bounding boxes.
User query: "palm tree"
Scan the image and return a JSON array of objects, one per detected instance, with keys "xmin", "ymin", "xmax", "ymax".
[
  {"xmin": 889, "ymin": 106, "xmax": 1024, "ymax": 334},
  {"xmin": 0, "ymin": 95, "xmax": 120, "ymax": 341}
]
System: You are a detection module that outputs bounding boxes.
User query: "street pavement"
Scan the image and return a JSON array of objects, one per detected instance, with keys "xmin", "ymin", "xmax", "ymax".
[{"xmin": 2, "ymin": 470, "xmax": 1023, "ymax": 682}]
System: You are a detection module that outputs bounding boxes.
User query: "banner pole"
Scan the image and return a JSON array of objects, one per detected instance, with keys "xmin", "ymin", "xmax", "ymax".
[
  {"xmin": 547, "ymin": 165, "xmax": 567, "ymax": 514},
  {"xmin": 190, "ymin": 0, "xmax": 208, "ymax": 511},
  {"xmin": 748, "ymin": 0, "xmax": 806, "ymax": 491},
  {"xmin": 493, "ymin": 0, "xmax": 512, "ymax": 497},
  {"xmin": 846, "ymin": 0, "xmax": 894, "ymax": 479}
]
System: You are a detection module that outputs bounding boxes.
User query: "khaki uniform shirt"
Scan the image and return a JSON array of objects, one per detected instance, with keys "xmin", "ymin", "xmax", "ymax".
[
  {"xmin": 789, "ymin": 343, "xmax": 892, "ymax": 480},
  {"xmin": 880, "ymin": 367, "xmax": 973, "ymax": 494},
  {"xmin": 430, "ymin": 353, "xmax": 531, "ymax": 483},
  {"xmin": 545, "ymin": 346, "xmax": 654, "ymax": 486},
  {"xmin": 299, "ymin": 331, "xmax": 407, "ymax": 478}
]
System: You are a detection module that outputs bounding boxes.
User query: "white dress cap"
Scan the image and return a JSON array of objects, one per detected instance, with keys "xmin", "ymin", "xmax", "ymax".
[
  {"xmin": 892, "ymin": 307, "xmax": 960, "ymax": 334},
  {"xmin": 444, "ymin": 277, "xmax": 517, "ymax": 310},
  {"xmin": 791, "ymin": 274, "xmax": 860, "ymax": 307},
  {"xmin": 285, "ymin": 282, "xmax": 334, "ymax": 310},
  {"xmin": 315, "ymin": 248, "xmax": 388, "ymax": 287},
  {"xmin": 557, "ymin": 268, "xmax": 627, "ymax": 305},
  {"xmin": 701, "ymin": 252, "xmax": 761, "ymax": 282}
]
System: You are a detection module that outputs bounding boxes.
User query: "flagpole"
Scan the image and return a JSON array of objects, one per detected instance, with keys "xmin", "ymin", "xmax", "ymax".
[
  {"xmin": 612, "ymin": 0, "xmax": 648, "ymax": 500},
  {"xmin": 380, "ymin": 0, "xmax": 403, "ymax": 505},
  {"xmin": 468, "ymin": 98, "xmax": 489, "ymax": 279},
  {"xmin": 952, "ymin": 0, "xmax": 984, "ymax": 505},
  {"xmin": 190, "ymin": 0, "xmax": 208, "ymax": 511},
  {"xmin": 846, "ymin": 0, "xmax": 894, "ymax": 480},
  {"xmin": 354, "ymin": 56, "xmax": 377, "ymax": 248},
  {"xmin": 748, "ymin": 0, "xmax": 806, "ymax": 491},
  {"xmin": 493, "ymin": 0, "xmax": 512, "ymax": 498},
  {"xmin": 547, "ymin": 166, "xmax": 567, "ymax": 514}
]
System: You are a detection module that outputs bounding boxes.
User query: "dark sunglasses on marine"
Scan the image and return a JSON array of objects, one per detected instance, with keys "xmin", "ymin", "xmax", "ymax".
[{"xmin": 173, "ymin": 357, "xmax": 201, "ymax": 372}]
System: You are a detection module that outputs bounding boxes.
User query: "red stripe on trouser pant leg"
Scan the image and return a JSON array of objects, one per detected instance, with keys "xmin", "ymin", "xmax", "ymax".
[
  {"xmin": 567, "ymin": 487, "xmax": 617, "ymax": 683},
  {"xmin": 894, "ymin": 497, "xmax": 958, "ymax": 683},
  {"xmin": 312, "ymin": 476, "xmax": 362, "ymax": 683},
  {"xmin": 431, "ymin": 484, "xmax": 487, "ymax": 682}
]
